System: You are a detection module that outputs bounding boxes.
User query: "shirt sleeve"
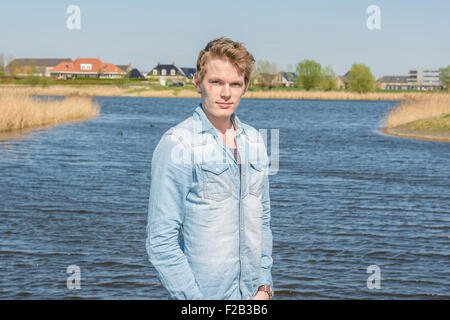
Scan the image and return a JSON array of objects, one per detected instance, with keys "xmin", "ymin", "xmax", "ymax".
[
  {"xmin": 145, "ymin": 132, "xmax": 204, "ymax": 299},
  {"xmin": 258, "ymin": 168, "xmax": 274, "ymax": 290},
  {"xmin": 258, "ymin": 134, "xmax": 274, "ymax": 290}
]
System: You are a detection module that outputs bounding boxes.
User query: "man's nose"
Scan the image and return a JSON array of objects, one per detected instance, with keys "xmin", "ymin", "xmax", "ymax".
[{"xmin": 220, "ymin": 84, "xmax": 231, "ymax": 99}]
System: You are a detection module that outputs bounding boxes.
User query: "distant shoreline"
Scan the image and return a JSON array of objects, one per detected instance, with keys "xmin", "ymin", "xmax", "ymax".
[{"xmin": 0, "ymin": 84, "xmax": 448, "ymax": 101}]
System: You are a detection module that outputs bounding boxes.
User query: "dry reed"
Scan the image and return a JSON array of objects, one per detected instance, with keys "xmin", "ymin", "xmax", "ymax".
[
  {"xmin": 382, "ymin": 94, "xmax": 450, "ymax": 128},
  {"xmin": 1, "ymin": 84, "xmax": 448, "ymax": 101},
  {"xmin": 0, "ymin": 95, "xmax": 100, "ymax": 132}
]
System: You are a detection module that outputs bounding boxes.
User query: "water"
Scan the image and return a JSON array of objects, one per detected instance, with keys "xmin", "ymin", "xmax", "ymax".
[{"xmin": 0, "ymin": 97, "xmax": 449, "ymax": 299}]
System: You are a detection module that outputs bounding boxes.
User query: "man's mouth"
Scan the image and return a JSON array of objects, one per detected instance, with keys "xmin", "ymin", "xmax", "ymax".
[{"xmin": 217, "ymin": 102, "xmax": 233, "ymax": 109}]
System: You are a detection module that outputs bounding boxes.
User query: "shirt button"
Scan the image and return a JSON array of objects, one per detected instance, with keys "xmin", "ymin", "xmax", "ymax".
[
  {"xmin": 215, "ymin": 168, "xmax": 219, "ymax": 172},
  {"xmin": 243, "ymin": 172, "xmax": 246, "ymax": 176}
]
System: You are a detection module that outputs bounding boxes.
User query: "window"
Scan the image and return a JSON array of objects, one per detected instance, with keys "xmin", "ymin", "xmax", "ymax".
[
  {"xmin": 161, "ymin": 69, "xmax": 167, "ymax": 76},
  {"xmin": 170, "ymin": 69, "xmax": 176, "ymax": 76},
  {"xmin": 80, "ymin": 64, "xmax": 92, "ymax": 71},
  {"xmin": 153, "ymin": 70, "xmax": 157, "ymax": 76}
]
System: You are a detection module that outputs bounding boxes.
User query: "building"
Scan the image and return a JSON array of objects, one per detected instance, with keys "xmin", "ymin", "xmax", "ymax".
[
  {"xmin": 378, "ymin": 76, "xmax": 409, "ymax": 90},
  {"xmin": 50, "ymin": 58, "xmax": 126, "ymax": 79},
  {"xmin": 252, "ymin": 73, "xmax": 278, "ymax": 88},
  {"xmin": 6, "ymin": 58, "xmax": 72, "ymax": 77},
  {"xmin": 179, "ymin": 67, "xmax": 196, "ymax": 81},
  {"xmin": 116, "ymin": 64, "xmax": 145, "ymax": 79},
  {"xmin": 275, "ymin": 72, "xmax": 296, "ymax": 87},
  {"xmin": 336, "ymin": 76, "xmax": 346, "ymax": 89},
  {"xmin": 149, "ymin": 63, "xmax": 197, "ymax": 84},
  {"xmin": 128, "ymin": 68, "xmax": 145, "ymax": 79},
  {"xmin": 408, "ymin": 68, "xmax": 443, "ymax": 90},
  {"xmin": 150, "ymin": 63, "xmax": 182, "ymax": 77},
  {"xmin": 116, "ymin": 64, "xmax": 132, "ymax": 74}
]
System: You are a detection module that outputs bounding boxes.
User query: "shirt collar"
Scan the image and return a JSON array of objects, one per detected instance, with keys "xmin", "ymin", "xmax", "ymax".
[{"xmin": 193, "ymin": 104, "xmax": 245, "ymax": 136}]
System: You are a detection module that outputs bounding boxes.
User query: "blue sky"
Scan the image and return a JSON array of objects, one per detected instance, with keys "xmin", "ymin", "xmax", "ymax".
[{"xmin": 1, "ymin": 0, "xmax": 449, "ymax": 78}]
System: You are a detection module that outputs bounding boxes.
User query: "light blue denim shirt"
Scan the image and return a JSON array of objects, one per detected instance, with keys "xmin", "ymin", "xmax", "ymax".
[{"xmin": 146, "ymin": 105, "xmax": 273, "ymax": 300}]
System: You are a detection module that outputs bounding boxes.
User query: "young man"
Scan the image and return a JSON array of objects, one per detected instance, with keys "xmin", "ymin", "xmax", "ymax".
[{"xmin": 146, "ymin": 38, "xmax": 273, "ymax": 300}]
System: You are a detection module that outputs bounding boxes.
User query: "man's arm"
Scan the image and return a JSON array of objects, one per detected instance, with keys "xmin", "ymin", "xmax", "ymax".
[
  {"xmin": 258, "ymin": 171, "xmax": 274, "ymax": 295},
  {"xmin": 250, "ymin": 131, "xmax": 274, "ymax": 300},
  {"xmin": 146, "ymin": 133, "xmax": 204, "ymax": 300}
]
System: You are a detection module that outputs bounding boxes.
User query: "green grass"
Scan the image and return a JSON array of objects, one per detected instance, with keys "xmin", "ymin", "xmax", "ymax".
[{"xmin": 398, "ymin": 113, "xmax": 450, "ymax": 133}]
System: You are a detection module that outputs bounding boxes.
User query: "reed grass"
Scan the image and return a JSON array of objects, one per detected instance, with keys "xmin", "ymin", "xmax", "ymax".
[
  {"xmin": 0, "ymin": 95, "xmax": 100, "ymax": 132},
  {"xmin": 381, "ymin": 94, "xmax": 450, "ymax": 142},
  {"xmin": 0, "ymin": 84, "xmax": 447, "ymax": 100},
  {"xmin": 382, "ymin": 94, "xmax": 450, "ymax": 128}
]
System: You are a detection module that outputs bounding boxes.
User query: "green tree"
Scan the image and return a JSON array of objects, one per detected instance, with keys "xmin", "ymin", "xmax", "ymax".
[
  {"xmin": 321, "ymin": 65, "xmax": 336, "ymax": 91},
  {"xmin": 0, "ymin": 53, "xmax": 4, "ymax": 75},
  {"xmin": 440, "ymin": 65, "xmax": 450, "ymax": 90},
  {"xmin": 347, "ymin": 64, "xmax": 375, "ymax": 93},
  {"xmin": 295, "ymin": 59, "xmax": 322, "ymax": 90}
]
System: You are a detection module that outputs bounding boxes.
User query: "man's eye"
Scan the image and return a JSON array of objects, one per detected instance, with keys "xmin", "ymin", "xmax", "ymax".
[
  {"xmin": 232, "ymin": 83, "xmax": 243, "ymax": 87},
  {"xmin": 211, "ymin": 80, "xmax": 221, "ymax": 85}
]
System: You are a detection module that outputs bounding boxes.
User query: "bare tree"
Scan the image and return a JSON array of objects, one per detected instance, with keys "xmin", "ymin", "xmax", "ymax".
[{"xmin": 251, "ymin": 60, "xmax": 278, "ymax": 89}]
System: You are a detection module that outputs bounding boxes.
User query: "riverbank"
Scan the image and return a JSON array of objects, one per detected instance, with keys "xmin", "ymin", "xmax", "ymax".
[
  {"xmin": 0, "ymin": 84, "xmax": 447, "ymax": 100},
  {"xmin": 1, "ymin": 84, "xmax": 449, "ymax": 142},
  {"xmin": 0, "ymin": 95, "xmax": 100, "ymax": 134},
  {"xmin": 381, "ymin": 95, "xmax": 450, "ymax": 142}
]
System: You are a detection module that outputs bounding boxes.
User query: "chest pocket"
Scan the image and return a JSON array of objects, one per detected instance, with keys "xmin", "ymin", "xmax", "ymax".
[
  {"xmin": 248, "ymin": 161, "xmax": 264, "ymax": 197},
  {"xmin": 201, "ymin": 163, "xmax": 232, "ymax": 202}
]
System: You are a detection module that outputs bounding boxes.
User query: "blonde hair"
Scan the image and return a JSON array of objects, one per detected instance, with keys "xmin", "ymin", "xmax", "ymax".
[{"xmin": 196, "ymin": 37, "xmax": 255, "ymax": 86}]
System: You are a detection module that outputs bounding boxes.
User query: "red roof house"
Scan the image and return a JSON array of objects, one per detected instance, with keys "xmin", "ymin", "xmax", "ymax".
[{"xmin": 50, "ymin": 58, "xmax": 126, "ymax": 79}]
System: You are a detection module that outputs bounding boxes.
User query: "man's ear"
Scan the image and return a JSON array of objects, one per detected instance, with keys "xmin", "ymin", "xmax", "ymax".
[
  {"xmin": 193, "ymin": 73, "xmax": 202, "ymax": 94},
  {"xmin": 242, "ymin": 82, "xmax": 249, "ymax": 96}
]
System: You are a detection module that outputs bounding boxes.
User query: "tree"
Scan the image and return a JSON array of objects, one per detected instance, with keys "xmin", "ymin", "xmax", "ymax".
[
  {"xmin": 251, "ymin": 60, "xmax": 278, "ymax": 89},
  {"xmin": 321, "ymin": 65, "xmax": 336, "ymax": 91},
  {"xmin": 295, "ymin": 59, "xmax": 322, "ymax": 90},
  {"xmin": 347, "ymin": 63, "xmax": 375, "ymax": 93},
  {"xmin": 0, "ymin": 53, "xmax": 4, "ymax": 74},
  {"xmin": 440, "ymin": 65, "xmax": 450, "ymax": 90}
]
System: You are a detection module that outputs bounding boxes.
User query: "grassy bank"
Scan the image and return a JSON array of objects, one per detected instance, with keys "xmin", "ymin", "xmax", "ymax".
[
  {"xmin": 381, "ymin": 95, "xmax": 450, "ymax": 142},
  {"xmin": 0, "ymin": 95, "xmax": 100, "ymax": 133}
]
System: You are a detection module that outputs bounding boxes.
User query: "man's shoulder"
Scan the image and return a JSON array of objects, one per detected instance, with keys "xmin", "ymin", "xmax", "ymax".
[
  {"xmin": 159, "ymin": 116, "xmax": 196, "ymax": 149},
  {"xmin": 166, "ymin": 116, "xmax": 195, "ymax": 135},
  {"xmin": 240, "ymin": 122, "xmax": 265, "ymax": 144}
]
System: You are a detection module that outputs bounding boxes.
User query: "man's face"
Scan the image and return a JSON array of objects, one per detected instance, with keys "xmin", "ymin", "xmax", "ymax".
[{"xmin": 194, "ymin": 58, "xmax": 247, "ymax": 122}]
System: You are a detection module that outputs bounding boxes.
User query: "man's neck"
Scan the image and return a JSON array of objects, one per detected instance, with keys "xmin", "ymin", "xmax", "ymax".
[{"xmin": 202, "ymin": 107, "xmax": 234, "ymax": 134}]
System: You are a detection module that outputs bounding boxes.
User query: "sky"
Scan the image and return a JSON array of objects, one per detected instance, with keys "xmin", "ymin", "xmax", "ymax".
[{"xmin": 1, "ymin": 0, "xmax": 449, "ymax": 78}]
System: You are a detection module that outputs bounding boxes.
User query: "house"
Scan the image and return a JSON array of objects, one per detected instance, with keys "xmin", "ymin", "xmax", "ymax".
[
  {"xmin": 149, "ymin": 63, "xmax": 196, "ymax": 85},
  {"xmin": 252, "ymin": 73, "xmax": 278, "ymax": 88},
  {"xmin": 340, "ymin": 71, "xmax": 351, "ymax": 89},
  {"xmin": 150, "ymin": 63, "xmax": 182, "ymax": 77},
  {"xmin": 276, "ymin": 72, "xmax": 296, "ymax": 87},
  {"xmin": 336, "ymin": 76, "xmax": 346, "ymax": 89},
  {"xmin": 50, "ymin": 58, "xmax": 126, "ymax": 79},
  {"xmin": 6, "ymin": 58, "xmax": 72, "ymax": 77},
  {"xmin": 408, "ymin": 68, "xmax": 444, "ymax": 90},
  {"xmin": 378, "ymin": 76, "xmax": 409, "ymax": 90},
  {"xmin": 116, "ymin": 64, "xmax": 133, "ymax": 74},
  {"xmin": 179, "ymin": 67, "xmax": 196, "ymax": 81},
  {"xmin": 128, "ymin": 68, "xmax": 145, "ymax": 79},
  {"xmin": 116, "ymin": 64, "xmax": 145, "ymax": 79}
]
